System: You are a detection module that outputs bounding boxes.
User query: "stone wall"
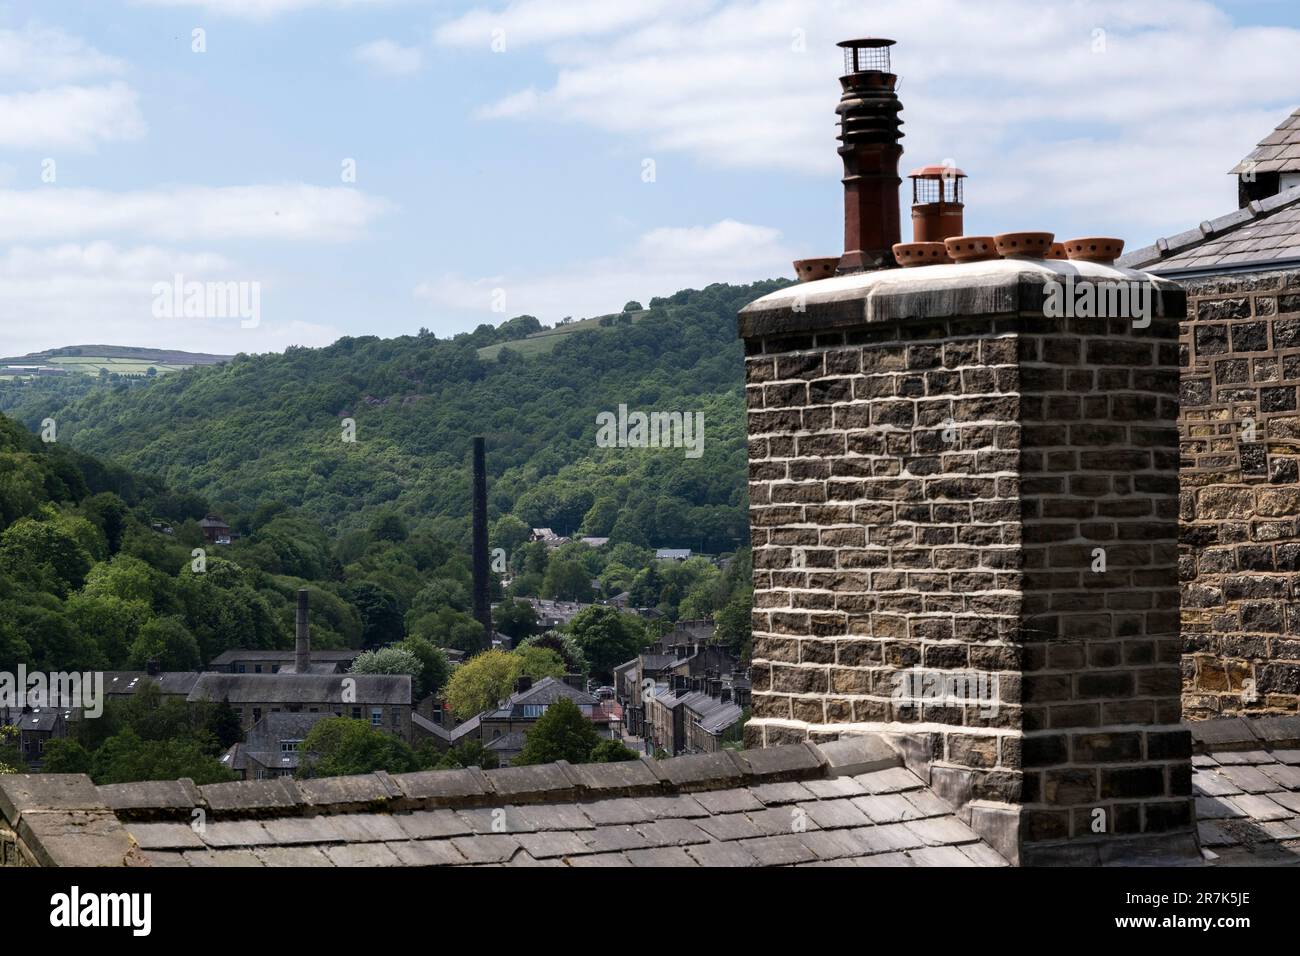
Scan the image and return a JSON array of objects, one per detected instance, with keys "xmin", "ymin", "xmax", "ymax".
[
  {"xmin": 1180, "ymin": 268, "xmax": 1300, "ymax": 717},
  {"xmin": 738, "ymin": 267, "xmax": 1194, "ymax": 862}
]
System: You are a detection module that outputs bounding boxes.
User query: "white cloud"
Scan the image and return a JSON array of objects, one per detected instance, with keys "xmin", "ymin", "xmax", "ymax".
[
  {"xmin": 0, "ymin": 82, "xmax": 146, "ymax": 150},
  {"xmin": 351, "ymin": 39, "xmax": 425, "ymax": 76},
  {"xmin": 434, "ymin": 0, "xmax": 706, "ymax": 49},
  {"xmin": 130, "ymin": 0, "xmax": 396, "ymax": 19},
  {"xmin": 0, "ymin": 26, "xmax": 143, "ymax": 150},
  {"xmin": 0, "ymin": 242, "xmax": 344, "ymax": 355},
  {"xmin": 414, "ymin": 218, "xmax": 793, "ymax": 322},
  {"xmin": 436, "ymin": 0, "xmax": 1300, "ymax": 240},
  {"xmin": 0, "ymin": 24, "xmax": 127, "ymax": 85},
  {"xmin": 0, "ymin": 184, "xmax": 392, "ymax": 242}
]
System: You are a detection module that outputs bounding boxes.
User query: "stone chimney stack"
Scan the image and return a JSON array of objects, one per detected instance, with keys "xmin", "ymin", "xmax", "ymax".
[
  {"xmin": 295, "ymin": 588, "xmax": 310, "ymax": 674},
  {"xmin": 835, "ymin": 38, "xmax": 904, "ymax": 274},
  {"xmin": 471, "ymin": 436, "xmax": 492, "ymax": 647},
  {"xmin": 738, "ymin": 257, "xmax": 1193, "ymax": 864}
]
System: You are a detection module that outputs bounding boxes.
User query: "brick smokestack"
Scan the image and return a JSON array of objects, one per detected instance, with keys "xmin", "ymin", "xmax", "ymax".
[
  {"xmin": 836, "ymin": 38, "xmax": 904, "ymax": 274},
  {"xmin": 295, "ymin": 588, "xmax": 310, "ymax": 673},
  {"xmin": 471, "ymin": 436, "xmax": 491, "ymax": 648}
]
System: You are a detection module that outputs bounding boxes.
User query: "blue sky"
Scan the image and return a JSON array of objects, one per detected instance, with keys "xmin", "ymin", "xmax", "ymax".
[{"xmin": 1, "ymin": 0, "xmax": 1299, "ymax": 356}]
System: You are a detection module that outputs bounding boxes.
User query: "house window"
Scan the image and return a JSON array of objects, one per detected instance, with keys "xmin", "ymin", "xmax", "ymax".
[
  {"xmin": 237, "ymin": 665, "xmax": 246, "ymax": 674},
  {"xmin": 280, "ymin": 740, "xmax": 301, "ymax": 753},
  {"xmin": 271, "ymin": 665, "xmax": 280, "ymax": 674},
  {"xmin": 252, "ymin": 708, "xmax": 262, "ymax": 723},
  {"xmin": 371, "ymin": 708, "xmax": 383, "ymax": 726},
  {"xmin": 522, "ymin": 704, "xmax": 547, "ymax": 718},
  {"xmin": 351, "ymin": 707, "xmax": 362, "ymax": 720},
  {"xmin": 254, "ymin": 665, "xmax": 263, "ymax": 674}
]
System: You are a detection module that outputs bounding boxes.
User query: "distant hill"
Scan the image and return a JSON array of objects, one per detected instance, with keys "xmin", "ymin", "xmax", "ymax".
[
  {"xmin": 0, "ymin": 345, "xmax": 231, "ymax": 377},
  {"xmin": 475, "ymin": 309, "xmax": 649, "ymax": 361},
  {"xmin": 21, "ymin": 282, "xmax": 787, "ymax": 550}
]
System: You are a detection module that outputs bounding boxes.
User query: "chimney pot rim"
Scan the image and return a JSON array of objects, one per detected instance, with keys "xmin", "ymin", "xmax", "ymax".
[
  {"xmin": 837, "ymin": 37, "xmax": 895, "ymax": 48},
  {"xmin": 908, "ymin": 164, "xmax": 966, "ymax": 179}
]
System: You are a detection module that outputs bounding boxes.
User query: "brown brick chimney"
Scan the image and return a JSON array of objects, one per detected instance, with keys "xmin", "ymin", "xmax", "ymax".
[{"xmin": 836, "ymin": 38, "xmax": 904, "ymax": 274}]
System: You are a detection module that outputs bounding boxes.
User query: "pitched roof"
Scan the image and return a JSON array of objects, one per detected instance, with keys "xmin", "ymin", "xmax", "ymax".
[
  {"xmin": 1230, "ymin": 107, "xmax": 1300, "ymax": 174},
  {"xmin": 187, "ymin": 673, "xmax": 410, "ymax": 706},
  {"xmin": 227, "ymin": 712, "xmax": 330, "ymax": 773},
  {"xmin": 102, "ymin": 672, "xmax": 202, "ymax": 697},
  {"xmin": 0, "ymin": 736, "xmax": 1011, "ymax": 867},
  {"xmin": 411, "ymin": 712, "xmax": 450, "ymax": 743},
  {"xmin": 485, "ymin": 677, "xmax": 596, "ymax": 719},
  {"xmin": 1117, "ymin": 184, "xmax": 1300, "ymax": 274},
  {"xmin": 483, "ymin": 730, "xmax": 526, "ymax": 753}
]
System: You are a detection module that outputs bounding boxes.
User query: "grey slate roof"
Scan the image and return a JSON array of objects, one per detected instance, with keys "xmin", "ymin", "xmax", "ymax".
[
  {"xmin": 411, "ymin": 713, "xmax": 450, "ymax": 743},
  {"xmin": 652, "ymin": 689, "xmax": 744, "ymax": 736},
  {"xmin": 103, "ymin": 672, "xmax": 202, "ymax": 697},
  {"xmin": 485, "ymin": 677, "xmax": 596, "ymax": 720},
  {"xmin": 1189, "ymin": 716, "xmax": 1300, "ymax": 865},
  {"xmin": 483, "ymin": 730, "xmax": 526, "ymax": 754},
  {"xmin": 1230, "ymin": 107, "xmax": 1300, "ymax": 174},
  {"xmin": 0, "ymin": 735, "xmax": 1011, "ymax": 867},
  {"xmin": 1117, "ymin": 184, "xmax": 1300, "ymax": 274},
  {"xmin": 188, "ymin": 673, "xmax": 411, "ymax": 705},
  {"xmin": 448, "ymin": 714, "xmax": 481, "ymax": 744}
]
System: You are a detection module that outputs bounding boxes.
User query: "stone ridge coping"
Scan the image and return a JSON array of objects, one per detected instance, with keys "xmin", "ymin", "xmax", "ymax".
[
  {"xmin": 1187, "ymin": 716, "xmax": 1300, "ymax": 754},
  {"xmin": 736, "ymin": 258, "xmax": 1186, "ymax": 340},
  {"xmin": 1, "ymin": 740, "xmax": 903, "ymax": 843}
]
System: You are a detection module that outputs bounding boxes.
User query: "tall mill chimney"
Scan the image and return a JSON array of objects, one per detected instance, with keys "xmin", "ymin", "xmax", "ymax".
[
  {"xmin": 295, "ymin": 588, "xmax": 310, "ymax": 673},
  {"xmin": 836, "ymin": 37, "xmax": 904, "ymax": 274},
  {"xmin": 471, "ymin": 436, "xmax": 491, "ymax": 648}
]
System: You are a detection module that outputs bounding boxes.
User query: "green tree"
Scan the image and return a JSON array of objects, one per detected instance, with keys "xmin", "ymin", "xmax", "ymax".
[
  {"xmin": 491, "ymin": 514, "xmax": 530, "ymax": 555},
  {"xmin": 431, "ymin": 739, "xmax": 499, "ymax": 771},
  {"xmin": 589, "ymin": 739, "xmax": 640, "ymax": 763},
  {"xmin": 513, "ymin": 697, "xmax": 601, "ymax": 766},
  {"xmin": 514, "ymin": 645, "xmax": 566, "ymax": 681},
  {"xmin": 541, "ymin": 558, "xmax": 592, "ymax": 602},
  {"xmin": 207, "ymin": 698, "xmax": 244, "ymax": 750},
  {"xmin": 128, "ymin": 616, "xmax": 201, "ymax": 671},
  {"xmin": 346, "ymin": 581, "xmax": 405, "ymax": 646},
  {"xmin": 443, "ymin": 649, "xmax": 521, "ymax": 719},
  {"xmin": 567, "ymin": 605, "xmax": 647, "ymax": 681},
  {"xmin": 369, "ymin": 510, "xmax": 409, "ymax": 542},
  {"xmin": 40, "ymin": 738, "xmax": 92, "ymax": 774},
  {"xmin": 493, "ymin": 599, "xmax": 537, "ymax": 642},
  {"xmin": 350, "ymin": 645, "xmax": 423, "ymax": 681},
  {"xmin": 297, "ymin": 717, "xmax": 420, "ymax": 777},
  {"xmin": 90, "ymin": 729, "xmax": 236, "ymax": 785},
  {"xmin": 0, "ymin": 515, "xmax": 94, "ymax": 596},
  {"xmin": 398, "ymin": 636, "xmax": 450, "ymax": 699}
]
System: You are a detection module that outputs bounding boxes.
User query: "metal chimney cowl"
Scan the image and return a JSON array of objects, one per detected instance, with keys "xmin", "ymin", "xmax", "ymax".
[{"xmin": 835, "ymin": 37, "xmax": 904, "ymax": 274}]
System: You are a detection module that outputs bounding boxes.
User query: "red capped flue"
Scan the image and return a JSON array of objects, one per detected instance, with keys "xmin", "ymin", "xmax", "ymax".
[{"xmin": 909, "ymin": 164, "xmax": 966, "ymax": 243}]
